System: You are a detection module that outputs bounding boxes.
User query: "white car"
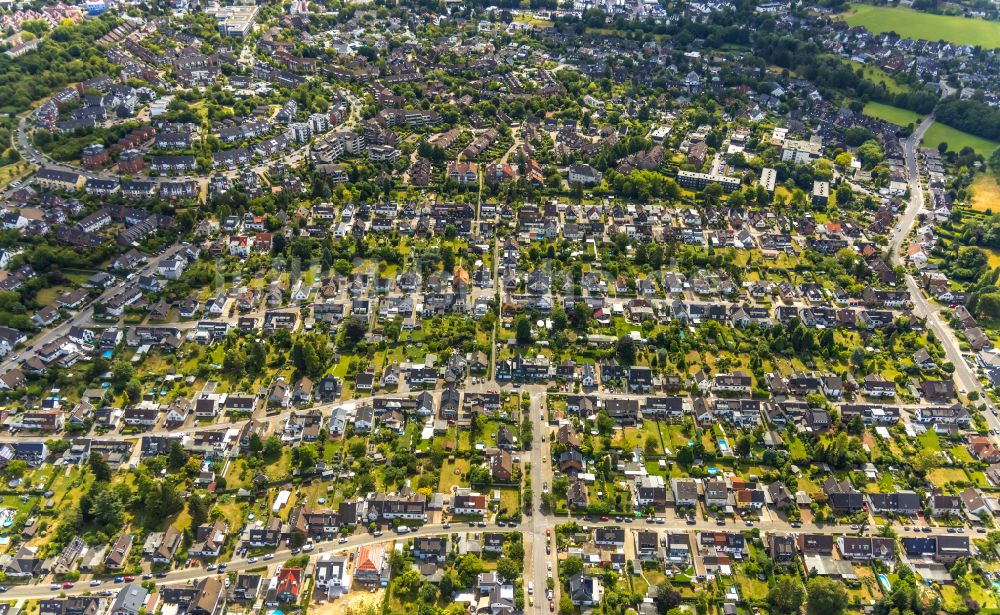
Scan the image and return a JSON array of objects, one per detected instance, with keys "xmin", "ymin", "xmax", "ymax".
[{"xmin": 263, "ymin": 554, "xmax": 274, "ymax": 560}]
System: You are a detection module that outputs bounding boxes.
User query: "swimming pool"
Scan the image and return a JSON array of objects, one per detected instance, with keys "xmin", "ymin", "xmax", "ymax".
[
  {"xmin": 718, "ymin": 440, "xmax": 729, "ymax": 452},
  {"xmin": 878, "ymin": 573, "xmax": 891, "ymax": 592}
]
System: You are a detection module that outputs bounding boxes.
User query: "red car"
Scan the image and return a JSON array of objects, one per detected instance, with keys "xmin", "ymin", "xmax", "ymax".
[
  {"xmin": 61, "ymin": 582, "xmax": 74, "ymax": 589},
  {"xmin": 550, "ymin": 601, "xmax": 555, "ymax": 612},
  {"xmin": 123, "ymin": 576, "xmax": 135, "ymax": 582},
  {"xmin": 545, "ymin": 528, "xmax": 551, "ymax": 537},
  {"xmin": 600, "ymin": 515, "xmax": 609, "ymax": 521}
]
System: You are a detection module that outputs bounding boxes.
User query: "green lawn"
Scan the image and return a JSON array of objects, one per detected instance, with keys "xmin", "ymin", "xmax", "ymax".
[
  {"xmin": 917, "ymin": 429, "xmax": 941, "ymax": 452},
  {"xmin": 951, "ymin": 446, "xmax": 974, "ymax": 463},
  {"xmin": 788, "ymin": 436, "xmax": 809, "ymax": 462},
  {"xmin": 843, "ymin": 3, "xmax": 1000, "ymax": 48},
  {"xmin": 863, "ymin": 101, "xmax": 921, "ymax": 127},
  {"xmin": 514, "ymin": 15, "xmax": 554, "ymax": 27},
  {"xmin": 927, "ymin": 467, "xmax": 969, "ymax": 488},
  {"xmin": 35, "ymin": 286, "xmax": 72, "ymax": 307},
  {"xmin": 848, "ymin": 63, "xmax": 910, "ymax": 95},
  {"xmin": 922, "ymin": 122, "xmax": 1000, "ymax": 158},
  {"xmin": 439, "ymin": 458, "xmax": 469, "ymax": 492}
]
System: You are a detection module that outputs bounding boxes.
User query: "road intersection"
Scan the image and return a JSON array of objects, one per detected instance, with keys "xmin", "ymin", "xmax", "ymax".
[{"xmin": 1, "ymin": 110, "xmax": 995, "ymax": 611}]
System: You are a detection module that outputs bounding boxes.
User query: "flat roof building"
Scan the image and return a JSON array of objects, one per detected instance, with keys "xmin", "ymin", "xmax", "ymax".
[
  {"xmin": 760, "ymin": 167, "xmax": 777, "ymax": 192},
  {"xmin": 677, "ymin": 170, "xmax": 741, "ymax": 193},
  {"xmin": 812, "ymin": 180, "xmax": 829, "ymax": 206},
  {"xmin": 207, "ymin": 5, "xmax": 259, "ymax": 37}
]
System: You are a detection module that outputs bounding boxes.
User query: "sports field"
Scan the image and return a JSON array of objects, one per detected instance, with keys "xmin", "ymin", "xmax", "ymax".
[
  {"xmin": 921, "ymin": 122, "xmax": 1000, "ymax": 158},
  {"xmin": 862, "ymin": 101, "xmax": 921, "ymax": 127},
  {"xmin": 843, "ymin": 4, "xmax": 1000, "ymax": 48}
]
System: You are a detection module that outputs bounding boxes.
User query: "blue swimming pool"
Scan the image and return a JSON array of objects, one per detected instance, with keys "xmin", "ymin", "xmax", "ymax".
[
  {"xmin": 718, "ymin": 440, "xmax": 729, "ymax": 451},
  {"xmin": 878, "ymin": 574, "xmax": 891, "ymax": 592}
]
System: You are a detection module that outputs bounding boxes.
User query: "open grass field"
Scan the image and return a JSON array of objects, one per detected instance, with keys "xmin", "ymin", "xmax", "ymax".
[
  {"xmin": 439, "ymin": 458, "xmax": 469, "ymax": 492},
  {"xmin": 972, "ymin": 174, "xmax": 1000, "ymax": 213},
  {"xmin": 847, "ymin": 62, "xmax": 910, "ymax": 94},
  {"xmin": 862, "ymin": 101, "xmax": 921, "ymax": 126},
  {"xmin": 987, "ymin": 248, "xmax": 1000, "ymax": 270},
  {"xmin": 514, "ymin": 14, "xmax": 554, "ymax": 27},
  {"xmin": 34, "ymin": 285, "xmax": 71, "ymax": 307},
  {"xmin": 917, "ymin": 429, "xmax": 941, "ymax": 451},
  {"xmin": 842, "ymin": 3, "xmax": 1000, "ymax": 48},
  {"xmin": 927, "ymin": 467, "xmax": 970, "ymax": 488},
  {"xmin": 922, "ymin": 122, "xmax": 1000, "ymax": 158}
]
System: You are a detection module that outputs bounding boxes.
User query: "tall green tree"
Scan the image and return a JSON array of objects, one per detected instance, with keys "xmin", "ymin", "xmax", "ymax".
[
  {"xmin": 616, "ymin": 334, "xmax": 636, "ymax": 366},
  {"xmin": 515, "ymin": 315, "xmax": 532, "ymax": 344},
  {"xmin": 188, "ymin": 494, "xmax": 210, "ymax": 529},
  {"xmin": 769, "ymin": 576, "xmax": 806, "ymax": 615},
  {"xmin": 806, "ymin": 577, "xmax": 848, "ymax": 615}
]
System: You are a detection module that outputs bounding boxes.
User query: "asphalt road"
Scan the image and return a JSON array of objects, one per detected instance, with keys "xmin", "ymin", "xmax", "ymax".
[
  {"xmin": 888, "ymin": 116, "xmax": 934, "ymax": 265},
  {"xmin": 890, "ymin": 117, "xmax": 994, "ymax": 424},
  {"xmin": 0, "ymin": 244, "xmax": 186, "ymax": 377},
  {"xmin": 1, "ymin": 513, "xmax": 957, "ymax": 601},
  {"xmin": 4, "ymin": 104, "xmax": 991, "ymax": 607},
  {"xmin": 528, "ymin": 390, "xmax": 553, "ymax": 613}
]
